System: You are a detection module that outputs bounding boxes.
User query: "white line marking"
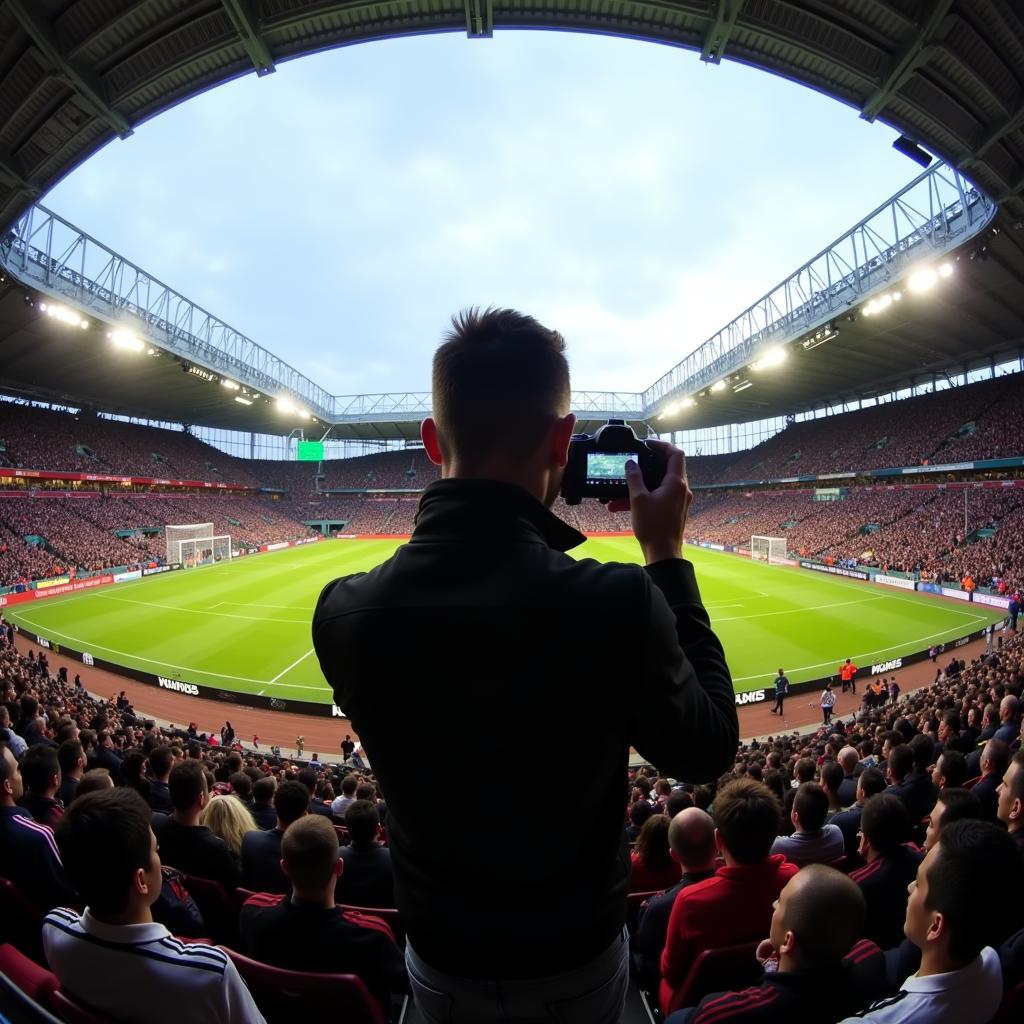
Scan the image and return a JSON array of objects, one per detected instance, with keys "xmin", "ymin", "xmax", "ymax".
[
  {"xmin": 268, "ymin": 648, "xmax": 317, "ymax": 685},
  {"xmin": 713, "ymin": 596, "xmax": 884, "ymax": 622},
  {"xmin": 215, "ymin": 601, "xmax": 313, "ymax": 612},
  {"xmin": 90, "ymin": 593, "xmax": 308, "ymax": 624}
]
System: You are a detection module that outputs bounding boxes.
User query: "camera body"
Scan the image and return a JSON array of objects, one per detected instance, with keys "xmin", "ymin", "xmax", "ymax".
[{"xmin": 560, "ymin": 419, "xmax": 667, "ymax": 506}]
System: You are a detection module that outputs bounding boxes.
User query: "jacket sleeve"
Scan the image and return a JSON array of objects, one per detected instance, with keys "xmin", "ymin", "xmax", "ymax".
[
  {"xmin": 631, "ymin": 559, "xmax": 738, "ymax": 783},
  {"xmin": 312, "ymin": 575, "xmax": 364, "ymax": 712},
  {"xmin": 660, "ymin": 889, "xmax": 699, "ymax": 989}
]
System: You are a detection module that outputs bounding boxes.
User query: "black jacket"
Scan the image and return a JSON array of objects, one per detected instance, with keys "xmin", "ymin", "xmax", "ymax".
[{"xmin": 312, "ymin": 478, "xmax": 738, "ymax": 978}]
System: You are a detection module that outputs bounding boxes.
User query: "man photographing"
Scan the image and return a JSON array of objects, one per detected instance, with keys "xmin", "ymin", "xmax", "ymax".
[{"xmin": 312, "ymin": 307, "xmax": 738, "ymax": 1023}]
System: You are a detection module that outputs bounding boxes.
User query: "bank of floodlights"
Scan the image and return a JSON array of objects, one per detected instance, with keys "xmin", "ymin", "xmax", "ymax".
[
  {"xmin": 752, "ymin": 347, "xmax": 787, "ymax": 371},
  {"xmin": 864, "ymin": 261, "xmax": 953, "ymax": 316},
  {"xmin": 108, "ymin": 329, "xmax": 144, "ymax": 352},
  {"xmin": 39, "ymin": 301, "xmax": 88, "ymax": 329}
]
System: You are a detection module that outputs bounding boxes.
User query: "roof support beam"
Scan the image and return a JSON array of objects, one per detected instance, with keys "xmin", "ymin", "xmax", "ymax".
[
  {"xmin": 962, "ymin": 102, "xmax": 1024, "ymax": 167},
  {"xmin": 701, "ymin": 0, "xmax": 746, "ymax": 64},
  {"xmin": 0, "ymin": 143, "xmax": 38, "ymax": 198},
  {"xmin": 465, "ymin": 0, "xmax": 493, "ymax": 38},
  {"xmin": 6, "ymin": 0, "xmax": 132, "ymax": 139},
  {"xmin": 220, "ymin": 0, "xmax": 276, "ymax": 76},
  {"xmin": 861, "ymin": 0, "xmax": 954, "ymax": 121}
]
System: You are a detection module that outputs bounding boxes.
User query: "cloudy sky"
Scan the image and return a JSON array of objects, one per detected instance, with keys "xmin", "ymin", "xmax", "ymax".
[{"xmin": 45, "ymin": 30, "xmax": 918, "ymax": 399}]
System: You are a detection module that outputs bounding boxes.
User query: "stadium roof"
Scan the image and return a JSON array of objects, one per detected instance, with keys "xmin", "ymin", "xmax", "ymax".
[{"xmin": 0, "ymin": 1, "xmax": 1023, "ymax": 441}]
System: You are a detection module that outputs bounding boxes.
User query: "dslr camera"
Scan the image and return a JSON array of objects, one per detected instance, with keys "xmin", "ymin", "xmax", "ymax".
[{"xmin": 560, "ymin": 419, "xmax": 667, "ymax": 506}]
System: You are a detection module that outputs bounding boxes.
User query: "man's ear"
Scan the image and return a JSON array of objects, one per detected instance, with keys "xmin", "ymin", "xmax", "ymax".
[
  {"xmin": 334, "ymin": 857, "xmax": 344, "ymax": 880},
  {"xmin": 778, "ymin": 929, "xmax": 797, "ymax": 957},
  {"xmin": 550, "ymin": 413, "xmax": 576, "ymax": 468},
  {"xmin": 421, "ymin": 418, "xmax": 444, "ymax": 466}
]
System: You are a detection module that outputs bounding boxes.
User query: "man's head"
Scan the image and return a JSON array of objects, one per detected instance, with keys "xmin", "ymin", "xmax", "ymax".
[
  {"xmin": 664, "ymin": 788, "xmax": 694, "ymax": 819},
  {"xmin": 20, "ymin": 744, "xmax": 60, "ymax": 797},
  {"xmin": 838, "ymin": 746, "xmax": 859, "ymax": 776},
  {"xmin": 273, "ymin": 779, "xmax": 310, "ymax": 829},
  {"xmin": 792, "ymin": 782, "xmax": 830, "ymax": 833},
  {"xmin": 820, "ymin": 764, "xmax": 844, "ymax": 806},
  {"xmin": 280, "ymin": 815, "xmax": 342, "ymax": 898},
  {"xmin": 999, "ymin": 694, "xmax": 1019, "ymax": 723},
  {"xmin": 667, "ymin": 808, "xmax": 716, "ymax": 872},
  {"xmin": 55, "ymin": 788, "xmax": 161, "ymax": 919},
  {"xmin": 148, "ymin": 745, "xmax": 173, "ymax": 782},
  {"xmin": 905, "ymin": 819, "xmax": 1024, "ymax": 965},
  {"xmin": 339, "ymin": 774, "xmax": 358, "ymax": 798},
  {"xmin": 345, "ymin": 799, "xmax": 381, "ymax": 846},
  {"xmin": 932, "ymin": 750, "xmax": 967, "ymax": 790},
  {"xmin": 76, "ymin": 768, "xmax": 114, "ymax": 797},
  {"xmin": 887, "ymin": 744, "xmax": 914, "ymax": 784},
  {"xmin": 422, "ymin": 308, "xmax": 574, "ymax": 503},
  {"xmin": 229, "ymin": 772, "xmax": 252, "ymax": 802},
  {"xmin": 855, "ymin": 767, "xmax": 886, "ymax": 805},
  {"xmin": 924, "ymin": 787, "xmax": 983, "ymax": 852},
  {"xmin": 938, "ymin": 710, "xmax": 960, "ymax": 744},
  {"xmin": 253, "ymin": 776, "xmax": 276, "ymax": 805},
  {"xmin": 0, "ymin": 743, "xmax": 23, "ymax": 805},
  {"xmin": 58, "ymin": 740, "xmax": 85, "ymax": 782},
  {"xmin": 859, "ymin": 793, "xmax": 909, "ymax": 861},
  {"xmin": 769, "ymin": 865, "xmax": 866, "ymax": 970},
  {"xmin": 168, "ymin": 759, "xmax": 208, "ymax": 815},
  {"xmin": 996, "ymin": 749, "xmax": 1024, "ymax": 834},
  {"xmin": 909, "ymin": 733, "xmax": 934, "ymax": 773},
  {"xmin": 712, "ymin": 778, "xmax": 781, "ymax": 865},
  {"xmin": 981, "ymin": 739, "xmax": 1010, "ymax": 780}
]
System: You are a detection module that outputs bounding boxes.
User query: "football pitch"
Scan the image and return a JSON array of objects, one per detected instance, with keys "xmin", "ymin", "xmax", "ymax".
[{"xmin": 6, "ymin": 539, "xmax": 1005, "ymax": 704}]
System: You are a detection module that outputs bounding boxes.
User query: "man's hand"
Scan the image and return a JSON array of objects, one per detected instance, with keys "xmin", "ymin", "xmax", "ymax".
[{"xmin": 609, "ymin": 440, "xmax": 691, "ymax": 565}]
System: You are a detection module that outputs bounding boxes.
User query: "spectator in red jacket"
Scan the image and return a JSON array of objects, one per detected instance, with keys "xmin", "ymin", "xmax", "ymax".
[
  {"xmin": 659, "ymin": 778, "xmax": 799, "ymax": 1016},
  {"xmin": 630, "ymin": 814, "xmax": 682, "ymax": 893}
]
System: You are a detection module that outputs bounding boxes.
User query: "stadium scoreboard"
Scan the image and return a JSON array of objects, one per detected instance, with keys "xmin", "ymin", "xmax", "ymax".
[{"xmin": 297, "ymin": 440, "xmax": 324, "ymax": 461}]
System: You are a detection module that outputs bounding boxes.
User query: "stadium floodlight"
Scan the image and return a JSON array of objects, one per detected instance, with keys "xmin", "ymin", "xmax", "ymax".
[
  {"xmin": 276, "ymin": 397, "xmax": 296, "ymax": 414},
  {"xmin": 40, "ymin": 301, "xmax": 88, "ymax": 329},
  {"xmin": 733, "ymin": 380, "xmax": 753, "ymax": 393},
  {"xmin": 680, "ymin": 397, "xmax": 695, "ymax": 409},
  {"xmin": 710, "ymin": 380, "xmax": 727, "ymax": 393},
  {"xmin": 221, "ymin": 379, "xmax": 240, "ymax": 390},
  {"xmin": 752, "ymin": 347, "xmax": 786, "ymax": 371},
  {"xmin": 939, "ymin": 262, "xmax": 954, "ymax": 278},
  {"xmin": 908, "ymin": 267, "xmax": 938, "ymax": 293},
  {"xmin": 234, "ymin": 396, "xmax": 253, "ymax": 406},
  {"xmin": 109, "ymin": 329, "xmax": 143, "ymax": 352}
]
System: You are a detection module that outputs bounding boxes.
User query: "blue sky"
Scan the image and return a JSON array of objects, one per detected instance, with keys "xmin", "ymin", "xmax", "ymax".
[{"xmin": 45, "ymin": 30, "xmax": 918, "ymax": 398}]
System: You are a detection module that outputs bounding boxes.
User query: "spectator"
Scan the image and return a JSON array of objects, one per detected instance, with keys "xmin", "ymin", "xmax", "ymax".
[
  {"xmin": 629, "ymin": 814, "xmax": 682, "ymax": 893},
  {"xmin": 923, "ymin": 788, "xmax": 983, "ymax": 852},
  {"xmin": 932, "ymin": 750, "xmax": 967, "ymax": 791},
  {"xmin": 832, "ymin": 768, "xmax": 887, "ymax": 859},
  {"xmin": 632, "ymin": 808, "xmax": 717, "ymax": 990},
  {"xmin": 330, "ymin": 772, "xmax": 359, "ymax": 819},
  {"xmin": 840, "ymin": 820, "xmax": 1024, "ymax": 1024},
  {"xmin": 627, "ymin": 798, "xmax": 655, "ymax": 842},
  {"xmin": 667, "ymin": 866, "xmax": 883, "ymax": 1024},
  {"xmin": 152, "ymin": 760, "xmax": 239, "ymax": 889},
  {"xmin": 851, "ymin": 794, "xmax": 923, "ymax": 949},
  {"xmin": 313, "ymin": 307, "xmax": 738, "ymax": 1020},
  {"xmin": 44, "ymin": 788, "xmax": 265, "ymax": 1024},
  {"xmin": 664, "ymin": 788, "xmax": 694, "ymax": 819},
  {"xmin": 837, "ymin": 746, "xmax": 860, "ymax": 806},
  {"xmin": 973, "ymin": 740, "xmax": 1010, "ymax": 821},
  {"xmin": 228, "ymin": 772, "xmax": 254, "ymax": 813},
  {"xmin": 660, "ymin": 778, "xmax": 799, "ymax": 1016},
  {"xmin": 241, "ymin": 779, "xmax": 308, "ymax": 895},
  {"xmin": 18, "ymin": 743, "xmax": 64, "ymax": 828},
  {"xmin": 57, "ymin": 739, "xmax": 85, "ymax": 806},
  {"xmin": 337, "ymin": 799, "xmax": 395, "ymax": 909},
  {"xmin": 994, "ymin": 695, "xmax": 1021, "ymax": 745},
  {"xmin": 147, "ymin": 745, "xmax": 174, "ymax": 814},
  {"xmin": 200, "ymin": 794, "xmax": 257, "ymax": 866},
  {"xmin": 76, "ymin": 767, "xmax": 114, "ymax": 797},
  {"xmin": 938, "ymin": 710, "xmax": 974, "ymax": 756},
  {"xmin": 250, "ymin": 776, "xmax": 277, "ymax": 830},
  {"xmin": 0, "ymin": 741, "xmax": 75, "ymax": 909},
  {"xmin": 296, "ymin": 767, "xmax": 332, "ymax": 818},
  {"xmin": 820, "ymin": 762, "xmax": 846, "ymax": 818},
  {"xmin": 771, "ymin": 782, "xmax": 845, "ymax": 866},
  {"xmin": 240, "ymin": 816, "xmax": 407, "ymax": 1010},
  {"xmin": 890, "ymin": 735, "xmax": 939, "ymax": 825},
  {"xmin": 996, "ymin": 749, "xmax": 1024, "ymax": 850}
]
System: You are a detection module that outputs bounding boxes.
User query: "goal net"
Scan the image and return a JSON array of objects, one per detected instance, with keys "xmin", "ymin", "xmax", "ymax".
[
  {"xmin": 165, "ymin": 523, "xmax": 232, "ymax": 568},
  {"xmin": 752, "ymin": 535, "xmax": 788, "ymax": 564}
]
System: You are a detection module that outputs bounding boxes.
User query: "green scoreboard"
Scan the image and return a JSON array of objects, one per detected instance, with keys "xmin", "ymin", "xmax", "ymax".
[{"xmin": 297, "ymin": 440, "xmax": 324, "ymax": 462}]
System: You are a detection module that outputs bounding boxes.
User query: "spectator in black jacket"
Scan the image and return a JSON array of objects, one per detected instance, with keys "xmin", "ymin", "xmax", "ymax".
[
  {"xmin": 18, "ymin": 743, "xmax": 64, "ymax": 828},
  {"xmin": 831, "ymin": 768, "xmax": 886, "ymax": 860},
  {"xmin": 632, "ymin": 807, "xmax": 717, "ymax": 989},
  {"xmin": 337, "ymin": 799, "xmax": 394, "ymax": 908},
  {"xmin": 57, "ymin": 740, "xmax": 85, "ymax": 807},
  {"xmin": 974, "ymin": 739, "xmax": 1010, "ymax": 821},
  {"xmin": 240, "ymin": 815, "xmax": 407, "ymax": 1011},
  {"xmin": 241, "ymin": 780, "xmax": 308, "ymax": 894},
  {"xmin": 923, "ymin": 787, "xmax": 982, "ymax": 852},
  {"xmin": 146, "ymin": 745, "xmax": 173, "ymax": 815},
  {"xmin": 152, "ymin": 760, "xmax": 238, "ymax": 889},
  {"xmin": 313, "ymin": 308, "xmax": 738, "ymax": 1023},
  {"xmin": 250, "ymin": 776, "xmax": 277, "ymax": 830}
]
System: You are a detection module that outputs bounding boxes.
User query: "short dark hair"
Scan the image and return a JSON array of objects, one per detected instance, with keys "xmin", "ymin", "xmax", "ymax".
[
  {"xmin": 58, "ymin": 740, "xmax": 84, "ymax": 777},
  {"xmin": 888, "ymin": 744, "xmax": 914, "ymax": 782},
  {"xmin": 794, "ymin": 782, "xmax": 830, "ymax": 831},
  {"xmin": 355, "ymin": 782, "xmax": 376, "ymax": 802},
  {"xmin": 296, "ymin": 768, "xmax": 318, "ymax": 795},
  {"xmin": 274, "ymin": 780, "xmax": 310, "ymax": 826},
  {"xmin": 909, "ymin": 734, "xmax": 934, "ymax": 771},
  {"xmin": 253, "ymin": 777, "xmax": 276, "ymax": 804},
  {"xmin": 431, "ymin": 307, "xmax": 570, "ymax": 468},
  {"xmin": 860, "ymin": 793, "xmax": 909, "ymax": 856},
  {"xmin": 340, "ymin": 774, "xmax": 358, "ymax": 797},
  {"xmin": 941, "ymin": 710, "xmax": 961, "ymax": 734},
  {"xmin": 55, "ymin": 789, "xmax": 154, "ymax": 916},
  {"xmin": 665, "ymin": 788, "xmax": 694, "ymax": 818},
  {"xmin": 148, "ymin": 745, "xmax": 173, "ymax": 779},
  {"xmin": 936, "ymin": 750, "xmax": 967, "ymax": 788},
  {"xmin": 344, "ymin": 799, "xmax": 380, "ymax": 845},
  {"xmin": 20, "ymin": 744, "xmax": 59, "ymax": 794},
  {"xmin": 934, "ymin": 787, "xmax": 982, "ymax": 829},
  {"xmin": 168, "ymin": 759, "xmax": 207, "ymax": 812},
  {"xmin": 229, "ymin": 772, "xmax": 252, "ymax": 800},
  {"xmin": 713, "ymin": 778, "xmax": 781, "ymax": 864},
  {"xmin": 928, "ymin": 820, "xmax": 1024, "ymax": 961},
  {"xmin": 282, "ymin": 815, "xmax": 339, "ymax": 891},
  {"xmin": 858, "ymin": 767, "xmax": 886, "ymax": 799},
  {"xmin": 820, "ymin": 763, "xmax": 844, "ymax": 796},
  {"xmin": 794, "ymin": 758, "xmax": 816, "ymax": 783},
  {"xmin": 629, "ymin": 800, "xmax": 654, "ymax": 829},
  {"xmin": 76, "ymin": 768, "xmax": 112, "ymax": 796},
  {"xmin": 984, "ymin": 739, "xmax": 1011, "ymax": 777}
]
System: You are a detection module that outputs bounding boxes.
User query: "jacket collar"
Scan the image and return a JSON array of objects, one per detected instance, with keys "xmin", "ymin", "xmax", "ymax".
[{"xmin": 412, "ymin": 478, "xmax": 586, "ymax": 553}]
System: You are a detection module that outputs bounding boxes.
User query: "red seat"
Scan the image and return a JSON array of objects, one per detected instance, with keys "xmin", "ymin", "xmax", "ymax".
[
  {"xmin": 0, "ymin": 943, "xmax": 58, "ymax": 1007},
  {"xmin": 333, "ymin": 825, "xmax": 350, "ymax": 843},
  {"xmin": 50, "ymin": 989, "xmax": 117, "ymax": 1024},
  {"xmin": 0, "ymin": 876, "xmax": 48, "ymax": 963},
  {"xmin": 234, "ymin": 886, "xmax": 262, "ymax": 914},
  {"xmin": 337, "ymin": 904, "xmax": 404, "ymax": 945},
  {"xmin": 664, "ymin": 941, "xmax": 761, "ymax": 1016},
  {"xmin": 222, "ymin": 947, "xmax": 387, "ymax": 1024},
  {"xmin": 178, "ymin": 873, "xmax": 237, "ymax": 944},
  {"xmin": 963, "ymin": 775, "xmax": 982, "ymax": 790}
]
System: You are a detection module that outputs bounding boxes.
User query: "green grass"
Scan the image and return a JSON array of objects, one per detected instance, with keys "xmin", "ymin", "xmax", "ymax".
[{"xmin": 7, "ymin": 539, "xmax": 1004, "ymax": 704}]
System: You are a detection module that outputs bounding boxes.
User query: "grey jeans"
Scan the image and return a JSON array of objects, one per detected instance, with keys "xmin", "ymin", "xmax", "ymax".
[{"xmin": 405, "ymin": 928, "xmax": 630, "ymax": 1024}]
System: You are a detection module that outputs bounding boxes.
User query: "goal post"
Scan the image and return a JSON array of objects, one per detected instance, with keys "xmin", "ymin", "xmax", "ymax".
[
  {"xmin": 165, "ymin": 523, "xmax": 232, "ymax": 568},
  {"xmin": 752, "ymin": 535, "xmax": 788, "ymax": 564}
]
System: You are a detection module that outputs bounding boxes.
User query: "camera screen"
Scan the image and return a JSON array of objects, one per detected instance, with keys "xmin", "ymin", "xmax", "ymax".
[{"xmin": 585, "ymin": 452, "xmax": 633, "ymax": 481}]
